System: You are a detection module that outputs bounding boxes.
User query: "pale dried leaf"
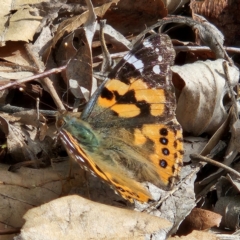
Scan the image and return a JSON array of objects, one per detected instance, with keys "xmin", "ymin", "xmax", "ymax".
[
  {"xmin": 200, "ymin": 110, "xmax": 232, "ymax": 156},
  {"xmin": 231, "ymin": 119, "xmax": 240, "ymax": 151},
  {"xmin": 64, "ymin": 29, "xmax": 93, "ymax": 101},
  {"xmin": 33, "ymin": 25, "xmax": 52, "ymax": 55},
  {"xmin": 0, "ymin": 42, "xmax": 43, "ymax": 81},
  {"xmin": 65, "ymin": 0, "xmax": 97, "ymax": 101},
  {"xmin": 0, "ymin": 111, "xmax": 49, "ymax": 163},
  {"xmin": 0, "ymin": 163, "xmax": 64, "ymax": 228},
  {"xmin": 0, "ymin": 4, "xmax": 42, "ymax": 44},
  {"xmin": 0, "ymin": 67, "xmax": 33, "ymax": 80},
  {"xmin": 95, "ymin": 23, "xmax": 132, "ymax": 51},
  {"xmin": 50, "ymin": 0, "xmax": 119, "ymax": 49},
  {"xmin": 183, "ymin": 137, "xmax": 208, "ymax": 163},
  {"xmin": 20, "ymin": 195, "xmax": 172, "ymax": 240},
  {"xmin": 140, "ymin": 164, "xmax": 197, "ymax": 237},
  {"xmin": 0, "ymin": 0, "xmax": 13, "ymax": 44},
  {"xmin": 172, "ymin": 59, "xmax": 239, "ymax": 135},
  {"xmin": 51, "ymin": 153, "xmax": 196, "ymax": 235},
  {"xmin": 196, "ymin": 108, "xmax": 239, "ymax": 190}
]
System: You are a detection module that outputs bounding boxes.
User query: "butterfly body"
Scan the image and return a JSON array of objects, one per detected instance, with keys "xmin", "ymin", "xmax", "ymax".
[{"xmin": 57, "ymin": 34, "xmax": 183, "ymax": 202}]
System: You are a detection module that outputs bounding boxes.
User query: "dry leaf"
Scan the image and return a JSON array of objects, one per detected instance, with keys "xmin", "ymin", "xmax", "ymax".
[
  {"xmin": 47, "ymin": 0, "xmax": 119, "ymax": 54},
  {"xmin": 0, "ymin": 111, "xmax": 51, "ymax": 163},
  {"xmin": 94, "ymin": 23, "xmax": 132, "ymax": 51},
  {"xmin": 0, "ymin": 42, "xmax": 34, "ymax": 66},
  {"xmin": 0, "ymin": 42, "xmax": 43, "ymax": 84},
  {"xmin": 179, "ymin": 208, "xmax": 222, "ymax": 233},
  {"xmin": 172, "ymin": 59, "xmax": 239, "ymax": 135},
  {"xmin": 103, "ymin": 0, "xmax": 167, "ymax": 35},
  {"xmin": 0, "ymin": 114, "xmax": 37, "ymax": 163},
  {"xmin": 146, "ymin": 164, "xmax": 197, "ymax": 237},
  {"xmin": 0, "ymin": 63, "xmax": 35, "ymax": 80},
  {"xmin": 183, "ymin": 137, "xmax": 208, "ymax": 163},
  {"xmin": 216, "ymin": 175, "xmax": 240, "ymax": 200},
  {"xmin": 200, "ymin": 110, "xmax": 232, "ymax": 156},
  {"xmin": 0, "ymin": 4, "xmax": 42, "ymax": 45},
  {"xmin": 195, "ymin": 108, "xmax": 239, "ymax": 194},
  {"xmin": 65, "ymin": 0, "xmax": 97, "ymax": 101},
  {"xmin": 20, "ymin": 195, "xmax": 172, "ymax": 240},
  {"xmin": 0, "ymin": 163, "xmax": 64, "ymax": 229},
  {"xmin": 214, "ymin": 196, "xmax": 240, "ymax": 230},
  {"xmin": 191, "ymin": 0, "xmax": 240, "ymax": 45}
]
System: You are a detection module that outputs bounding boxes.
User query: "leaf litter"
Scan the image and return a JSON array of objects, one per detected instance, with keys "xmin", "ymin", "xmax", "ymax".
[{"xmin": 0, "ymin": 0, "xmax": 239, "ymax": 240}]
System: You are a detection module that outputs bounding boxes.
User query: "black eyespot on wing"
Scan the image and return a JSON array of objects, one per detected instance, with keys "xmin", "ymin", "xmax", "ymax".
[
  {"xmin": 162, "ymin": 148, "xmax": 170, "ymax": 155},
  {"xmin": 159, "ymin": 159, "xmax": 167, "ymax": 168},
  {"xmin": 160, "ymin": 128, "xmax": 168, "ymax": 136},
  {"xmin": 160, "ymin": 137, "xmax": 168, "ymax": 145}
]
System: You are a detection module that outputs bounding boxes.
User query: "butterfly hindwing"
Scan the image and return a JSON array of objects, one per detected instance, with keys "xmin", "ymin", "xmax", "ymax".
[{"xmin": 58, "ymin": 113, "xmax": 152, "ymax": 202}]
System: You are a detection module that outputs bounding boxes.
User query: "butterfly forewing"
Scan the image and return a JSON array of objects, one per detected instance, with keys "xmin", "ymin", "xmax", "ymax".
[{"xmin": 57, "ymin": 34, "xmax": 183, "ymax": 202}]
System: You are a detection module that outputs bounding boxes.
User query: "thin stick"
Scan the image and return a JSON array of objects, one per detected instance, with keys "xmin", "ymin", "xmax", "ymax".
[
  {"xmin": 0, "ymin": 104, "xmax": 56, "ymax": 116},
  {"xmin": 223, "ymin": 61, "xmax": 238, "ymax": 116},
  {"xmin": 100, "ymin": 19, "xmax": 113, "ymax": 72},
  {"xmin": 190, "ymin": 154, "xmax": 240, "ymax": 178},
  {"xmin": 0, "ymin": 65, "xmax": 67, "ymax": 91}
]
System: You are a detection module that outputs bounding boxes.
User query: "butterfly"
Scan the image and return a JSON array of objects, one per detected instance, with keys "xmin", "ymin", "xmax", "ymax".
[{"xmin": 56, "ymin": 34, "xmax": 183, "ymax": 202}]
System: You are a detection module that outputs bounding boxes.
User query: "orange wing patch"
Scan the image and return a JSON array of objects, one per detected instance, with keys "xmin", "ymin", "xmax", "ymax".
[
  {"xmin": 134, "ymin": 123, "xmax": 183, "ymax": 187},
  {"xmin": 111, "ymin": 104, "xmax": 141, "ymax": 118},
  {"xmin": 97, "ymin": 79, "xmax": 129, "ymax": 108},
  {"xmin": 98, "ymin": 78, "xmax": 167, "ymax": 118}
]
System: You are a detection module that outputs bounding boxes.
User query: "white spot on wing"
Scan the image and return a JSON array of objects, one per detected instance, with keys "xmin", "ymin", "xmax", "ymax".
[
  {"xmin": 158, "ymin": 55, "xmax": 163, "ymax": 61},
  {"xmin": 124, "ymin": 54, "xmax": 144, "ymax": 73},
  {"xmin": 142, "ymin": 39, "xmax": 150, "ymax": 47},
  {"xmin": 90, "ymin": 170, "xmax": 96, "ymax": 177},
  {"xmin": 153, "ymin": 65, "xmax": 161, "ymax": 74},
  {"xmin": 67, "ymin": 141, "xmax": 74, "ymax": 149},
  {"xmin": 76, "ymin": 155, "xmax": 85, "ymax": 163},
  {"xmin": 61, "ymin": 132, "xmax": 75, "ymax": 149}
]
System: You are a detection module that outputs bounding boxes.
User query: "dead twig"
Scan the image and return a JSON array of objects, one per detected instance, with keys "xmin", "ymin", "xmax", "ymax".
[
  {"xmin": 0, "ymin": 65, "xmax": 66, "ymax": 91},
  {"xmin": 191, "ymin": 154, "xmax": 240, "ymax": 179}
]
